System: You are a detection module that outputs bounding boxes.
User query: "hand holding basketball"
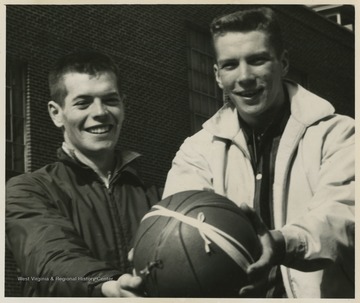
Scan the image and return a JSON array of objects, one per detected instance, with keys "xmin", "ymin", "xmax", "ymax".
[
  {"xmin": 238, "ymin": 203, "xmax": 286, "ymax": 297},
  {"xmin": 101, "ymin": 249, "xmax": 144, "ymax": 297},
  {"xmin": 101, "ymin": 274, "xmax": 142, "ymax": 297}
]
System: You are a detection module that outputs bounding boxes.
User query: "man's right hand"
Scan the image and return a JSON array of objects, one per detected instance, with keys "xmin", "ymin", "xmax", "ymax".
[{"xmin": 101, "ymin": 274, "xmax": 143, "ymax": 297}]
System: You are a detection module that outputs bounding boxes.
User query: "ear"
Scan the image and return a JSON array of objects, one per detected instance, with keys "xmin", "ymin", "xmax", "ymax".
[
  {"xmin": 280, "ymin": 50, "xmax": 289, "ymax": 77},
  {"xmin": 213, "ymin": 64, "xmax": 224, "ymax": 89},
  {"xmin": 48, "ymin": 101, "xmax": 64, "ymax": 128}
]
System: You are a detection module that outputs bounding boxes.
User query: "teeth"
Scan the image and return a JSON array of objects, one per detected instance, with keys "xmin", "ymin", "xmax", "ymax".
[
  {"xmin": 240, "ymin": 90, "xmax": 257, "ymax": 97},
  {"xmin": 86, "ymin": 125, "xmax": 111, "ymax": 134}
]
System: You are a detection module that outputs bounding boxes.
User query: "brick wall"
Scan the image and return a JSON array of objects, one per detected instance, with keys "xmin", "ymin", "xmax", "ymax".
[
  {"xmin": 5, "ymin": 4, "xmax": 354, "ymax": 296},
  {"xmin": 276, "ymin": 5, "xmax": 354, "ymax": 116}
]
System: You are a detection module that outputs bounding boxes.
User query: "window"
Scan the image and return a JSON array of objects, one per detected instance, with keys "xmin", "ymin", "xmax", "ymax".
[
  {"xmin": 310, "ymin": 5, "xmax": 355, "ymax": 32},
  {"xmin": 187, "ymin": 28, "xmax": 222, "ymax": 133},
  {"xmin": 325, "ymin": 11, "xmax": 354, "ymax": 31},
  {"xmin": 6, "ymin": 59, "xmax": 27, "ymax": 179},
  {"xmin": 327, "ymin": 12, "xmax": 341, "ymax": 24}
]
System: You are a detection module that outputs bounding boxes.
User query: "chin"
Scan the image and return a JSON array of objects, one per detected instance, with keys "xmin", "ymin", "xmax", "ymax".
[{"xmin": 87, "ymin": 144, "xmax": 115, "ymax": 154}]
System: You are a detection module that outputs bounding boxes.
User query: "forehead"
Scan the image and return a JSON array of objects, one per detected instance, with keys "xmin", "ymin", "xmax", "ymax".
[
  {"xmin": 214, "ymin": 30, "xmax": 273, "ymax": 59},
  {"xmin": 62, "ymin": 71, "xmax": 119, "ymax": 97}
]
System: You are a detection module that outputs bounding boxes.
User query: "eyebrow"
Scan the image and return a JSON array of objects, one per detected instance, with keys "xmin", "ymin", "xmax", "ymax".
[
  {"xmin": 72, "ymin": 92, "xmax": 120, "ymax": 101},
  {"xmin": 218, "ymin": 51, "xmax": 271, "ymax": 65},
  {"xmin": 247, "ymin": 51, "xmax": 271, "ymax": 59}
]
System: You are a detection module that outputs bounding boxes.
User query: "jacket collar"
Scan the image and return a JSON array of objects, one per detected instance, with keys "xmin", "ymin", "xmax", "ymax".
[
  {"xmin": 202, "ymin": 102, "xmax": 241, "ymax": 140},
  {"xmin": 203, "ymin": 80, "xmax": 335, "ymax": 140},
  {"xmin": 57, "ymin": 144, "xmax": 142, "ymax": 179},
  {"xmin": 285, "ymin": 80, "xmax": 335, "ymax": 126}
]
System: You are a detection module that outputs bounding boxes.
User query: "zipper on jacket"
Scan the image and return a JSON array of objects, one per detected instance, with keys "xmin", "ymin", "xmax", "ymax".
[
  {"xmin": 90, "ymin": 170, "xmax": 128, "ymax": 269},
  {"xmin": 107, "ymin": 167, "xmax": 124, "ymax": 191},
  {"xmin": 106, "ymin": 171, "xmax": 112, "ymax": 189},
  {"xmin": 106, "ymin": 187, "xmax": 130, "ymax": 271}
]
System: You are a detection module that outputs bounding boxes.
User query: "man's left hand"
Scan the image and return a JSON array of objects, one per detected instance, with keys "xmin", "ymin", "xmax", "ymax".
[{"xmin": 238, "ymin": 203, "xmax": 286, "ymax": 297}]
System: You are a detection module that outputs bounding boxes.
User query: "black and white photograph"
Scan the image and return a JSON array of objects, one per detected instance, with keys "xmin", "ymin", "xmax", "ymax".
[{"xmin": 3, "ymin": 1, "xmax": 356, "ymax": 301}]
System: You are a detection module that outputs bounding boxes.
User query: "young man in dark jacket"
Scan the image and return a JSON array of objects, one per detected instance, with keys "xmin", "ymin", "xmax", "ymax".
[{"xmin": 6, "ymin": 50, "xmax": 161, "ymax": 297}]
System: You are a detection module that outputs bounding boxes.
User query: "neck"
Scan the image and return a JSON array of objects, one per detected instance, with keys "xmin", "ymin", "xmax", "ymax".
[
  {"xmin": 243, "ymin": 110, "xmax": 279, "ymax": 135},
  {"xmin": 63, "ymin": 143, "xmax": 115, "ymax": 184},
  {"xmin": 241, "ymin": 97, "xmax": 285, "ymax": 135}
]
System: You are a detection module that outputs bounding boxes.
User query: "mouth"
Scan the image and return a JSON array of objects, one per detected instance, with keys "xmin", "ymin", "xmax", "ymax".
[
  {"xmin": 85, "ymin": 124, "xmax": 113, "ymax": 134},
  {"xmin": 234, "ymin": 87, "xmax": 264, "ymax": 99}
]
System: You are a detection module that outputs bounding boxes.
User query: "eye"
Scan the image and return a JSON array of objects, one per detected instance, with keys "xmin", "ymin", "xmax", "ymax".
[
  {"xmin": 221, "ymin": 62, "xmax": 237, "ymax": 71},
  {"xmin": 104, "ymin": 97, "xmax": 121, "ymax": 106},
  {"xmin": 249, "ymin": 56, "xmax": 270, "ymax": 66},
  {"xmin": 74, "ymin": 99, "xmax": 91, "ymax": 109}
]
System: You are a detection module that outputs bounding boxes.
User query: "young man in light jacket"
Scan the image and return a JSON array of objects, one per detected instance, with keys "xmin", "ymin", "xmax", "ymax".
[{"xmin": 163, "ymin": 7, "xmax": 354, "ymax": 298}]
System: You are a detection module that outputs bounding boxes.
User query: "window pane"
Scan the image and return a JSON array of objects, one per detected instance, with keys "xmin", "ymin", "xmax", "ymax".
[
  {"xmin": 188, "ymin": 28, "xmax": 221, "ymax": 133},
  {"xmin": 6, "ymin": 67, "xmax": 11, "ymax": 85},
  {"xmin": 192, "ymin": 71, "xmax": 200, "ymax": 91},
  {"xmin": 13, "ymin": 144, "xmax": 24, "ymax": 172},
  {"xmin": 13, "ymin": 117, "xmax": 24, "ymax": 144},
  {"xmin": 6, "ymin": 143, "xmax": 13, "ymax": 170},
  {"xmin": 200, "ymin": 59, "xmax": 207, "ymax": 74},
  {"xmin": 201, "ymin": 96, "xmax": 209, "ymax": 116},
  {"xmin": 199, "ymin": 75, "xmax": 208, "ymax": 93},
  {"xmin": 189, "ymin": 31, "xmax": 197, "ymax": 48},
  {"xmin": 6, "ymin": 59, "xmax": 26, "ymax": 175},
  {"xmin": 14, "ymin": 64, "xmax": 24, "ymax": 87},
  {"xmin": 191, "ymin": 93, "xmax": 201, "ymax": 112},
  {"xmin": 211, "ymin": 99, "xmax": 219, "ymax": 113},
  {"xmin": 190, "ymin": 50, "xmax": 198, "ymax": 70},
  {"xmin": 6, "ymin": 87, "xmax": 11, "ymax": 115},
  {"xmin": 6, "ymin": 115, "xmax": 12, "ymax": 141},
  {"xmin": 193, "ymin": 32, "xmax": 202, "ymax": 50},
  {"xmin": 191, "ymin": 67, "xmax": 215, "ymax": 94},
  {"xmin": 207, "ymin": 57, "xmax": 215, "ymax": 76},
  {"xmin": 12, "ymin": 89, "xmax": 24, "ymax": 116},
  {"xmin": 193, "ymin": 71, "xmax": 205, "ymax": 92}
]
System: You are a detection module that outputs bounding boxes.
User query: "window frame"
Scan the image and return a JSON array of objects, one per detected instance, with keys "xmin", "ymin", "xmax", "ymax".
[
  {"xmin": 6, "ymin": 58, "xmax": 28, "ymax": 179},
  {"xmin": 186, "ymin": 24, "xmax": 223, "ymax": 133}
]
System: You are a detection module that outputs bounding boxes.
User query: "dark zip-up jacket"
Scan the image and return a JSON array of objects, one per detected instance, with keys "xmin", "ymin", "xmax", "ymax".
[{"xmin": 6, "ymin": 148, "xmax": 161, "ymax": 297}]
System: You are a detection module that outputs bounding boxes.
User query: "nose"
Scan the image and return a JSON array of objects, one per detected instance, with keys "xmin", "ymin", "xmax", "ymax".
[
  {"xmin": 91, "ymin": 98, "xmax": 108, "ymax": 117},
  {"xmin": 237, "ymin": 63, "xmax": 255, "ymax": 86}
]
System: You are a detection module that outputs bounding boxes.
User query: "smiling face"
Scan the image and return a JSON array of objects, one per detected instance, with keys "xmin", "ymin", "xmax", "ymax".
[
  {"xmin": 214, "ymin": 30, "xmax": 289, "ymax": 127},
  {"xmin": 48, "ymin": 71, "xmax": 124, "ymax": 158}
]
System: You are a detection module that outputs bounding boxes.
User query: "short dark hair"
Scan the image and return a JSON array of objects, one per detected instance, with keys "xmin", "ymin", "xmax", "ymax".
[
  {"xmin": 48, "ymin": 50, "xmax": 123, "ymax": 106},
  {"xmin": 210, "ymin": 7, "xmax": 284, "ymax": 58}
]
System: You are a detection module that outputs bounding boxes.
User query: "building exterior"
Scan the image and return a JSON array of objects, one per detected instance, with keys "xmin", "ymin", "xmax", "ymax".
[
  {"xmin": 309, "ymin": 4, "xmax": 355, "ymax": 31},
  {"xmin": 5, "ymin": 4, "xmax": 354, "ymax": 296}
]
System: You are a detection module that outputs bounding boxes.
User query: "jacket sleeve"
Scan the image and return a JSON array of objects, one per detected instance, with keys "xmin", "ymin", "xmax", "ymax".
[
  {"xmin": 280, "ymin": 116, "xmax": 354, "ymax": 273},
  {"xmin": 6, "ymin": 175, "xmax": 122, "ymax": 297},
  {"xmin": 162, "ymin": 132, "xmax": 214, "ymax": 199}
]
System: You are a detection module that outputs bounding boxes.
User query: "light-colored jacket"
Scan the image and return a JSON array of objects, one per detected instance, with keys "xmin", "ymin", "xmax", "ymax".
[{"xmin": 163, "ymin": 81, "xmax": 354, "ymax": 298}]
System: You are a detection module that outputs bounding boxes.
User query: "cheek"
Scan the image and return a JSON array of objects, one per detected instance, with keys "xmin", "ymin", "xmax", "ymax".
[
  {"xmin": 62, "ymin": 112, "xmax": 86, "ymax": 131},
  {"xmin": 111, "ymin": 108, "xmax": 125, "ymax": 125},
  {"xmin": 219, "ymin": 72, "xmax": 236, "ymax": 90},
  {"xmin": 260, "ymin": 68, "xmax": 278, "ymax": 87},
  {"xmin": 256, "ymin": 65, "xmax": 273, "ymax": 78}
]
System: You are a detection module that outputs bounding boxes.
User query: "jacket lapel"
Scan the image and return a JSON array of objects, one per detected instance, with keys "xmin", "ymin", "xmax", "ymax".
[
  {"xmin": 273, "ymin": 81, "xmax": 335, "ymax": 228},
  {"xmin": 273, "ymin": 117, "xmax": 306, "ymax": 228}
]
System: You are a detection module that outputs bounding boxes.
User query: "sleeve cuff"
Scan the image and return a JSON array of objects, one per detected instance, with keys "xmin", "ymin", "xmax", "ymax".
[
  {"xmin": 280, "ymin": 225, "xmax": 307, "ymax": 266},
  {"xmin": 91, "ymin": 283, "xmax": 105, "ymax": 297}
]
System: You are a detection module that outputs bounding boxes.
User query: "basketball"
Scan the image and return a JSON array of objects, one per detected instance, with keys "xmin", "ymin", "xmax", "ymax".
[{"xmin": 132, "ymin": 190, "xmax": 262, "ymax": 297}]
